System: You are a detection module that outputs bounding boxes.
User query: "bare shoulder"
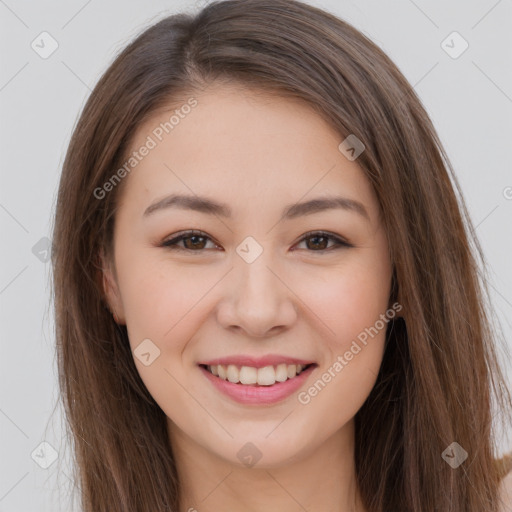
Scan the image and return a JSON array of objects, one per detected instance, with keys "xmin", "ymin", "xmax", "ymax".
[{"xmin": 499, "ymin": 466, "xmax": 512, "ymax": 512}]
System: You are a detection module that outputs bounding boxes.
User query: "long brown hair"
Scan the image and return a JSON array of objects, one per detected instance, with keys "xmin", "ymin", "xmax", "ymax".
[{"xmin": 50, "ymin": 0, "xmax": 512, "ymax": 510}]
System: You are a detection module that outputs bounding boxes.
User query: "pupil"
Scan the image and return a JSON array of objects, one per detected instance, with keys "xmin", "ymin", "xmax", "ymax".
[
  {"xmin": 309, "ymin": 235, "xmax": 327, "ymax": 250},
  {"xmin": 185, "ymin": 235, "xmax": 204, "ymax": 249}
]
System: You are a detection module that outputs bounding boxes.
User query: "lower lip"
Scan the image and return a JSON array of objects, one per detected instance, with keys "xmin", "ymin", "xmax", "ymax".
[{"xmin": 199, "ymin": 364, "xmax": 316, "ymax": 405}]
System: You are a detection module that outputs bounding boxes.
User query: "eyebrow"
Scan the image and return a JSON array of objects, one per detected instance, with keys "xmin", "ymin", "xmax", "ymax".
[{"xmin": 143, "ymin": 193, "xmax": 370, "ymax": 222}]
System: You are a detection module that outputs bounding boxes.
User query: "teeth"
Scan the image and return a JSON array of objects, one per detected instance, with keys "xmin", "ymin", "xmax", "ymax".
[
  {"xmin": 275, "ymin": 363, "xmax": 288, "ymax": 382},
  {"xmin": 206, "ymin": 363, "xmax": 308, "ymax": 386},
  {"xmin": 257, "ymin": 365, "xmax": 276, "ymax": 386},
  {"xmin": 217, "ymin": 365, "xmax": 227, "ymax": 380},
  {"xmin": 239, "ymin": 366, "xmax": 257, "ymax": 385}
]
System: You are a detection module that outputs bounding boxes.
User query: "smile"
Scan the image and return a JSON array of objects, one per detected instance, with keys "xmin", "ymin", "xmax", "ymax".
[
  {"xmin": 202, "ymin": 363, "xmax": 311, "ymax": 386},
  {"xmin": 198, "ymin": 358, "xmax": 317, "ymax": 405}
]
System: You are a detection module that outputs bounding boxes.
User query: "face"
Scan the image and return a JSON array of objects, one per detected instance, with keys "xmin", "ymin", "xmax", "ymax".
[{"xmin": 102, "ymin": 83, "xmax": 393, "ymax": 469}]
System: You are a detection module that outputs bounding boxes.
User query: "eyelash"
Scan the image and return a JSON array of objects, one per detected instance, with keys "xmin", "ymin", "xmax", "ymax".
[{"xmin": 161, "ymin": 229, "xmax": 352, "ymax": 253}]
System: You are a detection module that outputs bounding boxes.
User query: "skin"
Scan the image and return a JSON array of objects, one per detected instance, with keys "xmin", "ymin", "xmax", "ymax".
[
  {"xmin": 102, "ymin": 82, "xmax": 395, "ymax": 512},
  {"xmin": 499, "ymin": 471, "xmax": 512, "ymax": 512}
]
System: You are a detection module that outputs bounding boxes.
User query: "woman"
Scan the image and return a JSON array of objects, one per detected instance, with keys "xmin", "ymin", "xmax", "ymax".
[{"xmin": 51, "ymin": 0, "xmax": 512, "ymax": 510}]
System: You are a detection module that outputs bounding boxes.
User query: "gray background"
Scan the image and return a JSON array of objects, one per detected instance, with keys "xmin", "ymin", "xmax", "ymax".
[{"xmin": 1, "ymin": 0, "xmax": 511, "ymax": 510}]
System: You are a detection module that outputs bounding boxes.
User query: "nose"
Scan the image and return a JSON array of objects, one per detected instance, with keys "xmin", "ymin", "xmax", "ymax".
[{"xmin": 216, "ymin": 252, "xmax": 298, "ymax": 338}]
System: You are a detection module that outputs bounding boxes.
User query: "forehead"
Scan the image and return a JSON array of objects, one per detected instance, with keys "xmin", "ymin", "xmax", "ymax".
[{"xmin": 116, "ymin": 84, "xmax": 379, "ymax": 224}]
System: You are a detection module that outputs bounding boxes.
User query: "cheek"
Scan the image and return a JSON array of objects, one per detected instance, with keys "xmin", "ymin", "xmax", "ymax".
[
  {"xmin": 297, "ymin": 274, "xmax": 389, "ymax": 429},
  {"xmin": 116, "ymin": 249, "xmax": 207, "ymax": 345},
  {"xmin": 117, "ymin": 259, "xmax": 225, "ymax": 408},
  {"xmin": 116, "ymin": 262, "xmax": 206, "ymax": 419},
  {"xmin": 299, "ymin": 260, "xmax": 391, "ymax": 348},
  {"xmin": 297, "ymin": 252, "xmax": 391, "ymax": 422}
]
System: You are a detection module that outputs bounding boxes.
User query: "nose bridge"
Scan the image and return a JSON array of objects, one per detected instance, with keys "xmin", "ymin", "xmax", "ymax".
[
  {"xmin": 217, "ymin": 240, "xmax": 297, "ymax": 337},
  {"xmin": 237, "ymin": 248, "xmax": 277, "ymax": 302},
  {"xmin": 238, "ymin": 238, "xmax": 283, "ymax": 304}
]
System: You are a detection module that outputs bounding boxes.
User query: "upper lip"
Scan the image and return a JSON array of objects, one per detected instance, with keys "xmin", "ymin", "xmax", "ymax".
[{"xmin": 199, "ymin": 355, "xmax": 316, "ymax": 368}]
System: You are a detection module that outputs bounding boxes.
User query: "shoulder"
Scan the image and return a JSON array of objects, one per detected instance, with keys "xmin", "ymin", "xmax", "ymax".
[{"xmin": 498, "ymin": 452, "xmax": 512, "ymax": 512}]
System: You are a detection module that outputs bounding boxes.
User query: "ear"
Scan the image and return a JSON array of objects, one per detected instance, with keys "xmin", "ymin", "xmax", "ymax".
[{"xmin": 99, "ymin": 248, "xmax": 126, "ymax": 324}]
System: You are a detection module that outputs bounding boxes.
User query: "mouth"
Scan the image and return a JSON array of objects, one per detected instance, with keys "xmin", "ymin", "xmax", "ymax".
[
  {"xmin": 197, "ymin": 361, "xmax": 318, "ymax": 405},
  {"xmin": 199, "ymin": 362, "xmax": 316, "ymax": 386}
]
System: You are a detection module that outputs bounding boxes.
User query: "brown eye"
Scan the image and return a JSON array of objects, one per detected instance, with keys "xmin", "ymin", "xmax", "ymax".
[
  {"xmin": 161, "ymin": 230, "xmax": 351, "ymax": 253},
  {"xmin": 162, "ymin": 230, "xmax": 217, "ymax": 251},
  {"xmin": 181, "ymin": 234, "xmax": 208, "ymax": 250},
  {"xmin": 304, "ymin": 234, "xmax": 329, "ymax": 250},
  {"xmin": 295, "ymin": 231, "xmax": 351, "ymax": 252}
]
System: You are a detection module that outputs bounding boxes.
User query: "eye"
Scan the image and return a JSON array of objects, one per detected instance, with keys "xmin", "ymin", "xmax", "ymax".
[
  {"xmin": 161, "ymin": 230, "xmax": 219, "ymax": 252},
  {"xmin": 161, "ymin": 229, "xmax": 351, "ymax": 252},
  {"xmin": 293, "ymin": 230, "xmax": 352, "ymax": 252}
]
